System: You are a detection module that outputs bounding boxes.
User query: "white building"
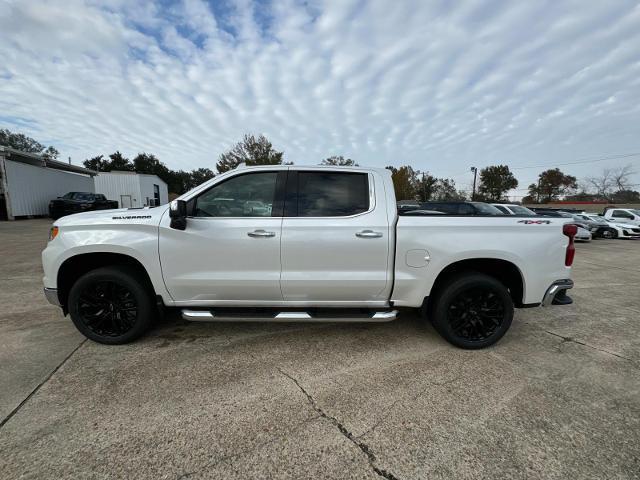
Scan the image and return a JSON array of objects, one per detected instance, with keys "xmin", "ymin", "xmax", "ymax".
[
  {"xmin": 94, "ymin": 171, "xmax": 168, "ymax": 208},
  {"xmin": 0, "ymin": 147, "xmax": 96, "ymax": 220}
]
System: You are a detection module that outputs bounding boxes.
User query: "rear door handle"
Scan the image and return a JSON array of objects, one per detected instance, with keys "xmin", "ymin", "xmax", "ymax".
[
  {"xmin": 248, "ymin": 229, "xmax": 276, "ymax": 238},
  {"xmin": 356, "ymin": 230, "xmax": 383, "ymax": 238}
]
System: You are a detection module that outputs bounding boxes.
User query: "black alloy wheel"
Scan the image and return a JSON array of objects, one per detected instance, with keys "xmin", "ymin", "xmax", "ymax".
[
  {"xmin": 446, "ymin": 287, "xmax": 505, "ymax": 342},
  {"xmin": 77, "ymin": 281, "xmax": 138, "ymax": 337},
  {"xmin": 69, "ymin": 267, "xmax": 154, "ymax": 344},
  {"xmin": 428, "ymin": 273, "xmax": 514, "ymax": 349},
  {"xmin": 600, "ymin": 228, "xmax": 614, "ymax": 240}
]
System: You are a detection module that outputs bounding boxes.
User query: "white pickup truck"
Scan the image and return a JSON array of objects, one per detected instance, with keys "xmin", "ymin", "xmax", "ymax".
[
  {"xmin": 603, "ymin": 207, "xmax": 640, "ymax": 226},
  {"xmin": 42, "ymin": 165, "xmax": 576, "ymax": 349}
]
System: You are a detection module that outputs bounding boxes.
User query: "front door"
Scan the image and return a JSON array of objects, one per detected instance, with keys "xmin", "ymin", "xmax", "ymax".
[
  {"xmin": 280, "ymin": 170, "xmax": 391, "ymax": 305},
  {"xmin": 159, "ymin": 171, "xmax": 284, "ymax": 304},
  {"xmin": 610, "ymin": 209, "xmax": 639, "ymax": 226}
]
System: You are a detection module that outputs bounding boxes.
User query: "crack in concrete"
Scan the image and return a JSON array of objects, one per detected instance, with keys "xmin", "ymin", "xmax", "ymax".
[
  {"xmin": 278, "ymin": 368, "xmax": 401, "ymax": 480},
  {"xmin": 0, "ymin": 338, "xmax": 87, "ymax": 430},
  {"xmin": 544, "ymin": 330, "xmax": 638, "ymax": 367}
]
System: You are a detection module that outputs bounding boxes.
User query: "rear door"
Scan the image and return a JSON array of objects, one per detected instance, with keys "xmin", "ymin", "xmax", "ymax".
[{"xmin": 280, "ymin": 170, "xmax": 391, "ymax": 305}]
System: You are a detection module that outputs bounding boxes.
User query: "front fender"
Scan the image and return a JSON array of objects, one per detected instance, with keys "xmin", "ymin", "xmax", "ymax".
[{"xmin": 42, "ymin": 224, "xmax": 174, "ymax": 305}]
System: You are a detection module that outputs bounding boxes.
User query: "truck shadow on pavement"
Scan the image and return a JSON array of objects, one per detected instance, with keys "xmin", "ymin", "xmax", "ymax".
[{"xmin": 147, "ymin": 307, "xmax": 436, "ymax": 349}]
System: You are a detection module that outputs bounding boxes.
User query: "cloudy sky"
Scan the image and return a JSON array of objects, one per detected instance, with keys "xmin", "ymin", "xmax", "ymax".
[{"xmin": 1, "ymin": 0, "xmax": 639, "ymax": 196}]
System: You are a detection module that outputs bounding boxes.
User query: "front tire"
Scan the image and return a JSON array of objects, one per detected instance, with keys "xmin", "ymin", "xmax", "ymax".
[
  {"xmin": 600, "ymin": 228, "xmax": 616, "ymax": 239},
  {"xmin": 68, "ymin": 266, "xmax": 154, "ymax": 344},
  {"xmin": 428, "ymin": 273, "xmax": 514, "ymax": 349}
]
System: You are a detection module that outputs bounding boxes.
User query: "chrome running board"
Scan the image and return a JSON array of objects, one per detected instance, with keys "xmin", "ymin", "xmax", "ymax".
[{"xmin": 182, "ymin": 309, "xmax": 398, "ymax": 323}]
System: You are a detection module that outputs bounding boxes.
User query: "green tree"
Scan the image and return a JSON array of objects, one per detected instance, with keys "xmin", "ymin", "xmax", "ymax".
[
  {"xmin": 107, "ymin": 151, "xmax": 134, "ymax": 171},
  {"xmin": 42, "ymin": 146, "xmax": 60, "ymax": 160},
  {"xmin": 0, "ymin": 128, "xmax": 59, "ymax": 159},
  {"xmin": 528, "ymin": 168, "xmax": 577, "ymax": 202},
  {"xmin": 165, "ymin": 170, "xmax": 192, "ymax": 195},
  {"xmin": 133, "ymin": 153, "xmax": 169, "ymax": 177},
  {"xmin": 187, "ymin": 168, "xmax": 216, "ymax": 189},
  {"xmin": 216, "ymin": 134, "xmax": 284, "ymax": 173},
  {"xmin": 433, "ymin": 178, "xmax": 464, "ymax": 201},
  {"xmin": 478, "ymin": 165, "xmax": 518, "ymax": 201},
  {"xmin": 83, "ymin": 155, "xmax": 109, "ymax": 171},
  {"xmin": 611, "ymin": 189, "xmax": 640, "ymax": 203},
  {"xmin": 415, "ymin": 172, "xmax": 438, "ymax": 202},
  {"xmin": 321, "ymin": 155, "xmax": 358, "ymax": 166},
  {"xmin": 386, "ymin": 165, "xmax": 418, "ymax": 200}
]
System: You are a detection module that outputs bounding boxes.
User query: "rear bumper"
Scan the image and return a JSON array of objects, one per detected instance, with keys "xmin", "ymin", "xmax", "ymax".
[
  {"xmin": 44, "ymin": 287, "xmax": 61, "ymax": 307},
  {"xmin": 542, "ymin": 279, "xmax": 574, "ymax": 306}
]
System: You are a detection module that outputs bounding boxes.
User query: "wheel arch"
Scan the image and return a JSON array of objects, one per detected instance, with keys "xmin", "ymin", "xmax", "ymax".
[
  {"xmin": 427, "ymin": 258, "xmax": 525, "ymax": 308},
  {"xmin": 57, "ymin": 252, "xmax": 157, "ymax": 311}
]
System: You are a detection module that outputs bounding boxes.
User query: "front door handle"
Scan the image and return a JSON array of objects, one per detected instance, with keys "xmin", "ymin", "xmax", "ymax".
[
  {"xmin": 356, "ymin": 230, "xmax": 383, "ymax": 238},
  {"xmin": 248, "ymin": 229, "xmax": 276, "ymax": 238}
]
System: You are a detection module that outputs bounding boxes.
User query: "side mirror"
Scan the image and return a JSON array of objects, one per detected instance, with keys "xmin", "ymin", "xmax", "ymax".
[{"xmin": 169, "ymin": 200, "xmax": 187, "ymax": 230}]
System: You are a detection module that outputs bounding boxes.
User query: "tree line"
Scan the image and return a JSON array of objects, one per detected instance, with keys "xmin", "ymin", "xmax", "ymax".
[{"xmin": 1, "ymin": 128, "xmax": 637, "ymax": 202}]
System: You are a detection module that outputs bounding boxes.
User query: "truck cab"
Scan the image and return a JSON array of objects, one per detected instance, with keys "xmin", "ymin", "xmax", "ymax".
[{"xmin": 603, "ymin": 207, "xmax": 640, "ymax": 226}]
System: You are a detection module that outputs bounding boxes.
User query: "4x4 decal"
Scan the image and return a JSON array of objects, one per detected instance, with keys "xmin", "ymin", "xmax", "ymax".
[{"xmin": 518, "ymin": 219, "xmax": 552, "ymax": 224}]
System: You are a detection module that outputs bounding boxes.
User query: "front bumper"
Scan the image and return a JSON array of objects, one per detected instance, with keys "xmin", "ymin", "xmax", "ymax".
[
  {"xmin": 44, "ymin": 288, "xmax": 61, "ymax": 307},
  {"xmin": 542, "ymin": 279, "xmax": 574, "ymax": 306}
]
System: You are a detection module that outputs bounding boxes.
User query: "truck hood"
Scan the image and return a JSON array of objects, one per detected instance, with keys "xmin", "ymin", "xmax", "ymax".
[{"xmin": 54, "ymin": 206, "xmax": 168, "ymax": 227}]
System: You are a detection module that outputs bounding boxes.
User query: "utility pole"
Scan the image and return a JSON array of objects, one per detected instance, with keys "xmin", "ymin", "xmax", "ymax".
[{"xmin": 470, "ymin": 167, "xmax": 478, "ymax": 201}]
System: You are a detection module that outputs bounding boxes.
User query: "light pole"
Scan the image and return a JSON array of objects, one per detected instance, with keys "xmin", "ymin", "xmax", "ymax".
[{"xmin": 470, "ymin": 167, "xmax": 478, "ymax": 201}]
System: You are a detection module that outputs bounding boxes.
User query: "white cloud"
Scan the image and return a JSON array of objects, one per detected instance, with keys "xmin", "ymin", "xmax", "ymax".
[{"xmin": 1, "ymin": 0, "xmax": 639, "ymax": 194}]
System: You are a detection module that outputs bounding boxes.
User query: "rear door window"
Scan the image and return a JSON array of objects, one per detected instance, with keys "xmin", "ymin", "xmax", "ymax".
[{"xmin": 294, "ymin": 172, "xmax": 369, "ymax": 217}]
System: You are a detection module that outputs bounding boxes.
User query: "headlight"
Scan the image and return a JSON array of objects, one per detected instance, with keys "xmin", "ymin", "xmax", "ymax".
[{"xmin": 49, "ymin": 226, "xmax": 59, "ymax": 241}]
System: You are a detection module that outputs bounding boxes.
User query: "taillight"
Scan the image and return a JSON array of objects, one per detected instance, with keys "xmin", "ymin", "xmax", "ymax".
[{"xmin": 563, "ymin": 224, "xmax": 577, "ymax": 266}]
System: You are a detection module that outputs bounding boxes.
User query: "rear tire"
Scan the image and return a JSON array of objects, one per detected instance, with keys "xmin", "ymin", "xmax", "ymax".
[
  {"xmin": 428, "ymin": 273, "xmax": 514, "ymax": 349},
  {"xmin": 68, "ymin": 266, "xmax": 154, "ymax": 345}
]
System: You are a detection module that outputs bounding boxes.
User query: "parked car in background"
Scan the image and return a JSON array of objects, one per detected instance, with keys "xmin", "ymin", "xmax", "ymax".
[
  {"xmin": 420, "ymin": 201, "xmax": 504, "ymax": 215},
  {"xmin": 602, "ymin": 207, "xmax": 640, "ymax": 226},
  {"xmin": 397, "ymin": 200, "xmax": 421, "ymax": 214},
  {"xmin": 585, "ymin": 215, "xmax": 640, "ymax": 239},
  {"xmin": 570, "ymin": 214, "xmax": 617, "ymax": 239},
  {"xmin": 529, "ymin": 207, "xmax": 567, "ymax": 217},
  {"xmin": 49, "ymin": 192, "xmax": 119, "ymax": 220},
  {"xmin": 491, "ymin": 204, "xmax": 537, "ymax": 216},
  {"xmin": 575, "ymin": 226, "xmax": 592, "ymax": 242},
  {"xmin": 401, "ymin": 209, "xmax": 445, "ymax": 216}
]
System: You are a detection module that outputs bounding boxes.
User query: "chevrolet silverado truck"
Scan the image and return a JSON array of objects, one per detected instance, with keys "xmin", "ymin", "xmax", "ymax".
[
  {"xmin": 49, "ymin": 192, "xmax": 119, "ymax": 219},
  {"xmin": 42, "ymin": 165, "xmax": 576, "ymax": 349}
]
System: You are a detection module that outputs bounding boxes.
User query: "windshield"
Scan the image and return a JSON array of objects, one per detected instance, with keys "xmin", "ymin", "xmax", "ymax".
[
  {"xmin": 509, "ymin": 205, "xmax": 536, "ymax": 216},
  {"xmin": 471, "ymin": 202, "xmax": 503, "ymax": 215},
  {"xmin": 631, "ymin": 209, "xmax": 640, "ymax": 216},
  {"xmin": 73, "ymin": 193, "xmax": 94, "ymax": 201}
]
